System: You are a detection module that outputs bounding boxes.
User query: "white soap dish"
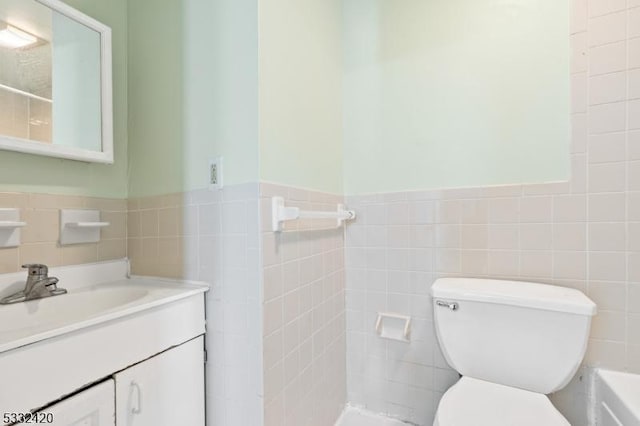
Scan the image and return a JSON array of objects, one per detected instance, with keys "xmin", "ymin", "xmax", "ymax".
[
  {"xmin": 0, "ymin": 208, "xmax": 25, "ymax": 248},
  {"xmin": 0, "ymin": 221, "xmax": 26, "ymax": 229},
  {"xmin": 65, "ymin": 222, "xmax": 110, "ymax": 228},
  {"xmin": 60, "ymin": 209, "xmax": 110, "ymax": 245}
]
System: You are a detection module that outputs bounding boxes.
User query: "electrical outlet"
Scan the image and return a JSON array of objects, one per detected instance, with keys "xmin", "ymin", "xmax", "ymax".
[{"xmin": 209, "ymin": 157, "xmax": 223, "ymax": 190}]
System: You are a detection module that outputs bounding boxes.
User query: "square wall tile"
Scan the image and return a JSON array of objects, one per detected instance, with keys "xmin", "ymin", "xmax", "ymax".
[
  {"xmin": 554, "ymin": 223, "xmax": 587, "ymax": 251},
  {"xmin": 629, "ymin": 222, "xmax": 640, "ymax": 252},
  {"xmin": 630, "ymin": 7, "xmax": 640, "ymax": 39},
  {"xmin": 488, "ymin": 251, "xmax": 519, "ymax": 277},
  {"xmin": 588, "ymin": 0, "xmax": 626, "ymax": 17},
  {"xmin": 589, "ymin": 162, "xmax": 626, "ymax": 193},
  {"xmin": 520, "ymin": 251, "xmax": 553, "ymax": 278},
  {"xmin": 630, "ymin": 161, "xmax": 640, "ymax": 191},
  {"xmin": 572, "ymin": 73, "xmax": 588, "ymax": 113},
  {"xmin": 554, "ymin": 195, "xmax": 587, "ymax": 222},
  {"xmin": 592, "ymin": 103, "xmax": 627, "ymax": 138},
  {"xmin": 519, "ymin": 197, "xmax": 552, "ymax": 223},
  {"xmin": 572, "ymin": 114, "xmax": 588, "ymax": 153},
  {"xmin": 519, "ymin": 224, "xmax": 553, "ymax": 250},
  {"xmin": 488, "ymin": 224, "xmax": 519, "ymax": 249},
  {"xmin": 571, "ymin": 0, "xmax": 587, "ymax": 33},
  {"xmin": 589, "ymin": 222, "xmax": 626, "ymax": 251},
  {"xmin": 488, "ymin": 198, "xmax": 520, "ymax": 223},
  {"xmin": 589, "ymin": 281, "xmax": 626, "ymax": 311},
  {"xmin": 630, "ymin": 192, "xmax": 640, "ymax": 221},
  {"xmin": 589, "ymin": 193, "xmax": 626, "ymax": 221},
  {"xmin": 554, "ymin": 252, "xmax": 587, "ymax": 280},
  {"xmin": 589, "ymin": 252, "xmax": 626, "ymax": 281},
  {"xmin": 588, "ymin": 132, "xmax": 626, "ymax": 163},
  {"xmin": 630, "ymin": 38, "xmax": 640, "ymax": 69},
  {"xmin": 585, "ymin": 340, "xmax": 625, "ymax": 370},
  {"xmin": 589, "ymin": 41, "xmax": 626, "ymax": 76},
  {"xmin": 630, "ymin": 99, "xmax": 640, "ymax": 130},
  {"xmin": 571, "ymin": 33, "xmax": 588, "ymax": 72},
  {"xmin": 588, "ymin": 11, "xmax": 626, "ymax": 46}
]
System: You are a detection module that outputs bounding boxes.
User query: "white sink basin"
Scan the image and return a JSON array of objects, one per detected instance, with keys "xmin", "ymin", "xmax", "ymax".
[
  {"xmin": 0, "ymin": 260, "xmax": 208, "ymax": 416},
  {"xmin": 0, "ymin": 278, "xmax": 208, "ymax": 353}
]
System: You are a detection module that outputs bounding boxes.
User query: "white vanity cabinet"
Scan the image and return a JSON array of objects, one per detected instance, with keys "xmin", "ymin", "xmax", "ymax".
[
  {"xmin": 16, "ymin": 337, "xmax": 205, "ymax": 426},
  {"xmin": 0, "ymin": 261, "xmax": 208, "ymax": 426},
  {"xmin": 19, "ymin": 381, "xmax": 115, "ymax": 426},
  {"xmin": 114, "ymin": 337, "xmax": 205, "ymax": 426}
]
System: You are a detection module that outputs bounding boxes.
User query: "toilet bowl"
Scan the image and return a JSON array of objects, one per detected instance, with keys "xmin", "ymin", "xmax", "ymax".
[
  {"xmin": 431, "ymin": 278, "xmax": 596, "ymax": 426},
  {"xmin": 434, "ymin": 377, "xmax": 569, "ymax": 426}
]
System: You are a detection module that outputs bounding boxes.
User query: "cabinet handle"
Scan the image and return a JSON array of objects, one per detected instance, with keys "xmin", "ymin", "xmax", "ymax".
[{"xmin": 130, "ymin": 381, "xmax": 142, "ymax": 415}]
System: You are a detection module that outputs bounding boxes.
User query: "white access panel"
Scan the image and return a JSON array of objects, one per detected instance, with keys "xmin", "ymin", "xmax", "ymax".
[
  {"xmin": 114, "ymin": 337, "xmax": 205, "ymax": 426},
  {"xmin": 24, "ymin": 380, "xmax": 115, "ymax": 426}
]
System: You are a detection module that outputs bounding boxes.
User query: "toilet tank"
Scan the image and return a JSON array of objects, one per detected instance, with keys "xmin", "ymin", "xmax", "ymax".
[{"xmin": 431, "ymin": 278, "xmax": 596, "ymax": 394}]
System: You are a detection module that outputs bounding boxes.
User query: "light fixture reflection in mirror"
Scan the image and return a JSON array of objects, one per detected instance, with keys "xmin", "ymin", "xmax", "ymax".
[
  {"xmin": 0, "ymin": 15, "xmax": 52, "ymax": 145},
  {"xmin": 0, "ymin": 0, "xmax": 113, "ymax": 163},
  {"xmin": 0, "ymin": 22, "xmax": 38, "ymax": 49}
]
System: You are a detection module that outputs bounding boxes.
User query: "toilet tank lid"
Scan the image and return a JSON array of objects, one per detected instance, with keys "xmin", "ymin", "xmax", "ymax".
[{"xmin": 431, "ymin": 278, "xmax": 596, "ymax": 316}]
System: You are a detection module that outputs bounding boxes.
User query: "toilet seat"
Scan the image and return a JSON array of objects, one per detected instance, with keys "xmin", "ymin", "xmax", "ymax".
[{"xmin": 434, "ymin": 377, "xmax": 570, "ymax": 426}]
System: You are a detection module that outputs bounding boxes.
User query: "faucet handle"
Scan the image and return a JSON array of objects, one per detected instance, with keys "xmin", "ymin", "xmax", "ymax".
[
  {"xmin": 43, "ymin": 277, "xmax": 59, "ymax": 289},
  {"xmin": 22, "ymin": 264, "xmax": 49, "ymax": 277}
]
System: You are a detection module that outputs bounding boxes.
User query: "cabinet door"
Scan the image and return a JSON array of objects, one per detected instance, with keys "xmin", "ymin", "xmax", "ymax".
[
  {"xmin": 24, "ymin": 380, "xmax": 115, "ymax": 426},
  {"xmin": 114, "ymin": 337, "xmax": 205, "ymax": 426}
]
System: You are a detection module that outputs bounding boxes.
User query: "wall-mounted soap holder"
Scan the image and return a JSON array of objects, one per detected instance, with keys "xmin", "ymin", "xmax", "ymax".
[
  {"xmin": 0, "ymin": 208, "xmax": 26, "ymax": 248},
  {"xmin": 0, "ymin": 221, "xmax": 27, "ymax": 229},
  {"xmin": 375, "ymin": 312, "xmax": 412, "ymax": 342},
  {"xmin": 60, "ymin": 209, "xmax": 110, "ymax": 245}
]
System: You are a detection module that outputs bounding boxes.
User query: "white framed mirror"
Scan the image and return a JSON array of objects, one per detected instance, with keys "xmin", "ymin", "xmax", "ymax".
[{"xmin": 0, "ymin": 0, "xmax": 112, "ymax": 163}]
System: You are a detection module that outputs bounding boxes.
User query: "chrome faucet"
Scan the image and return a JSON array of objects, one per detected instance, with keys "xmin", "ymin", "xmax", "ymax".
[{"xmin": 0, "ymin": 264, "xmax": 67, "ymax": 305}]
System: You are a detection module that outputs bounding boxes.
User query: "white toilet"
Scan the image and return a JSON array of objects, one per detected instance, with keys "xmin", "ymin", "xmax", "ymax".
[{"xmin": 431, "ymin": 278, "xmax": 597, "ymax": 426}]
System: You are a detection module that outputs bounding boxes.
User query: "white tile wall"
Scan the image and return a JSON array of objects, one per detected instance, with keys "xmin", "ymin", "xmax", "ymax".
[
  {"xmin": 128, "ymin": 184, "xmax": 263, "ymax": 426},
  {"xmin": 343, "ymin": 1, "xmax": 640, "ymax": 424},
  {"xmin": 260, "ymin": 183, "xmax": 347, "ymax": 426}
]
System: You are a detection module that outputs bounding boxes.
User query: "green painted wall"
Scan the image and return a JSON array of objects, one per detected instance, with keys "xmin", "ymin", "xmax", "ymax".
[
  {"xmin": 258, "ymin": 0, "xmax": 344, "ymax": 194},
  {"xmin": 127, "ymin": 0, "xmax": 258, "ymax": 198},
  {"xmin": 0, "ymin": 0, "xmax": 569, "ymax": 199},
  {"xmin": 342, "ymin": 0, "xmax": 570, "ymax": 195},
  {"xmin": 128, "ymin": 0, "xmax": 340, "ymax": 197},
  {"xmin": 126, "ymin": 0, "xmax": 183, "ymax": 198},
  {"xmin": 0, "ymin": 0, "xmax": 128, "ymax": 198},
  {"xmin": 257, "ymin": 0, "xmax": 569, "ymax": 196}
]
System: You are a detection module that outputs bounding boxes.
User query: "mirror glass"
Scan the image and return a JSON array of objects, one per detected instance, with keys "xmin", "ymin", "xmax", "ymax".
[{"xmin": 0, "ymin": 0, "xmax": 111, "ymax": 163}]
